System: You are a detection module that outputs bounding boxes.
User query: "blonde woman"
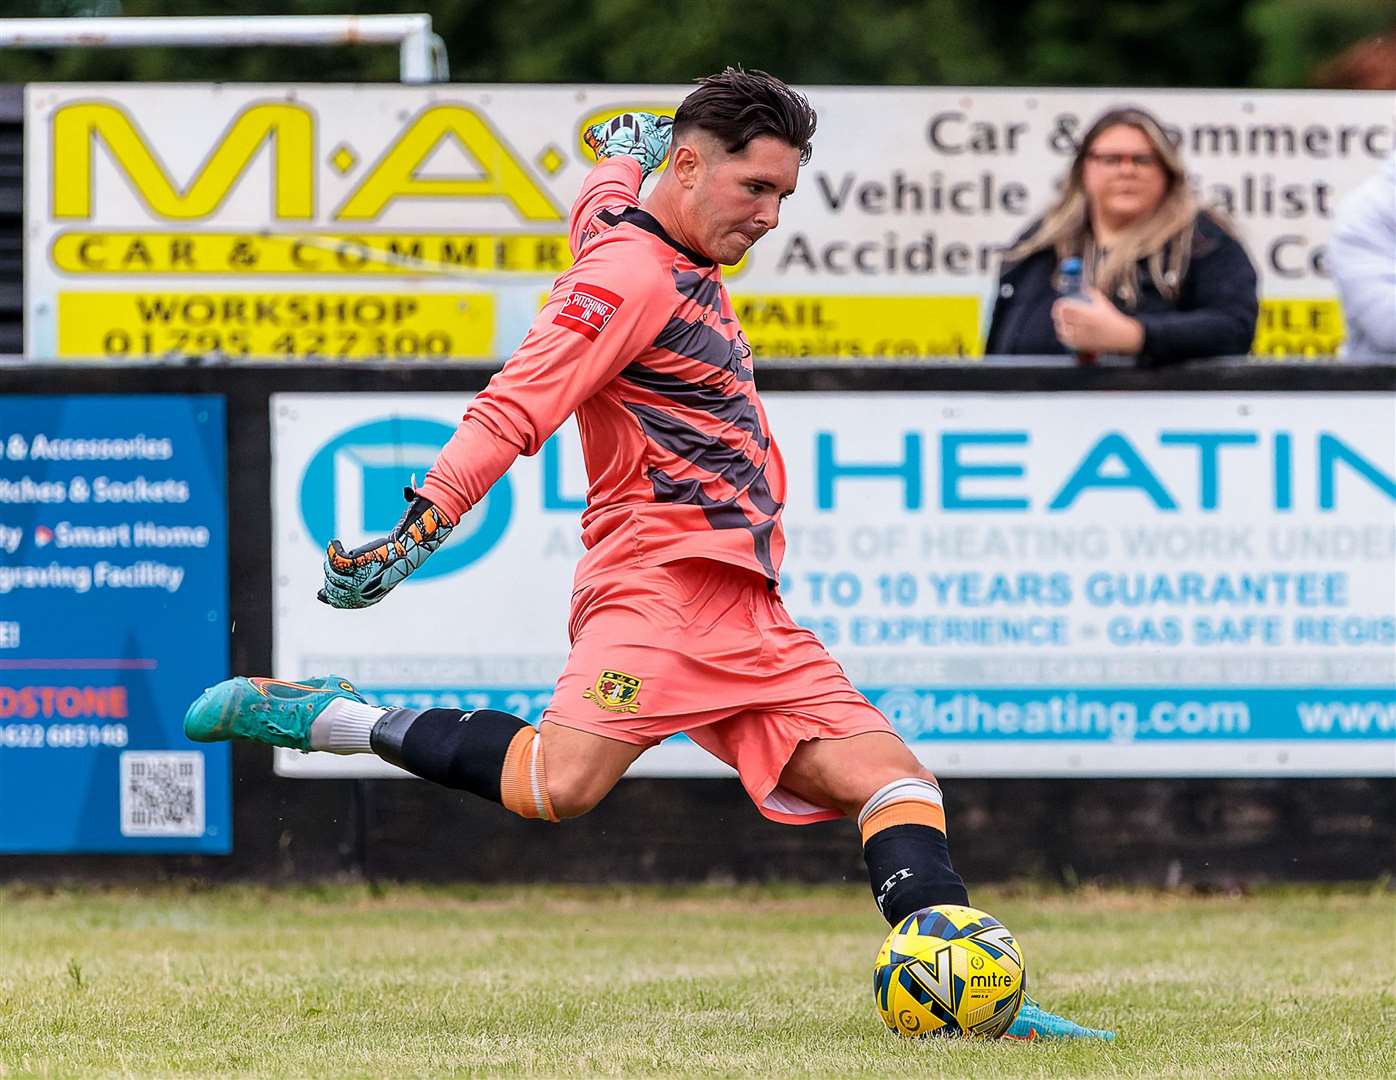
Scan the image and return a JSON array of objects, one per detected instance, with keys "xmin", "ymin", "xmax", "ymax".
[{"xmin": 986, "ymin": 106, "xmax": 1258, "ymax": 364}]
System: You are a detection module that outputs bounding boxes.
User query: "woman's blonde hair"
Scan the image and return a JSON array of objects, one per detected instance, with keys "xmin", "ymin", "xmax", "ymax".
[{"xmin": 1005, "ymin": 106, "xmax": 1205, "ymax": 305}]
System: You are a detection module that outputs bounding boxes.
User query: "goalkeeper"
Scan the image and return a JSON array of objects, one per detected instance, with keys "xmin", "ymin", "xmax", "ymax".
[{"xmin": 186, "ymin": 67, "xmax": 1110, "ymax": 1042}]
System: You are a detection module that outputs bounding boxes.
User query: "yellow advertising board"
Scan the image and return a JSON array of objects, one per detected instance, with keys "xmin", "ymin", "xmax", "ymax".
[
  {"xmin": 57, "ymin": 292, "xmax": 494, "ymax": 360},
  {"xmin": 1253, "ymin": 299, "xmax": 1345, "ymax": 358},
  {"xmin": 51, "ymin": 233, "xmax": 575, "ymax": 276},
  {"xmin": 25, "ymin": 84, "xmax": 1391, "ymax": 361},
  {"xmin": 734, "ymin": 295, "xmax": 981, "ymax": 359}
]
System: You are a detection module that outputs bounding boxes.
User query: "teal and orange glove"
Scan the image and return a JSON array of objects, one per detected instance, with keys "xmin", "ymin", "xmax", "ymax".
[
  {"xmin": 318, "ymin": 488, "xmax": 454, "ymax": 609},
  {"xmin": 583, "ymin": 112, "xmax": 673, "ymax": 181}
]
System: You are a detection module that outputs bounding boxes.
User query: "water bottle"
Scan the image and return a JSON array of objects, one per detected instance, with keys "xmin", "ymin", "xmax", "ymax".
[
  {"xmin": 1056, "ymin": 256, "xmax": 1097, "ymax": 366},
  {"xmin": 1057, "ymin": 256, "xmax": 1086, "ymax": 299}
]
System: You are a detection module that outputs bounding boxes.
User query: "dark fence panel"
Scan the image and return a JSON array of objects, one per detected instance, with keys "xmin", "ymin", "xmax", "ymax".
[
  {"xmin": 1, "ymin": 359, "xmax": 1393, "ymax": 887},
  {"xmin": 0, "ymin": 86, "xmax": 20, "ymax": 357}
]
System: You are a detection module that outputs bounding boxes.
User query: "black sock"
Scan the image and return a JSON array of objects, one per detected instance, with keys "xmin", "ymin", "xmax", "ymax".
[
  {"xmin": 370, "ymin": 708, "xmax": 527, "ymax": 802},
  {"xmin": 864, "ymin": 824, "xmax": 970, "ymax": 924}
]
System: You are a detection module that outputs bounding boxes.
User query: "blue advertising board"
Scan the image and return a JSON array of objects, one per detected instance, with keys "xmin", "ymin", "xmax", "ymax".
[
  {"xmin": 271, "ymin": 392, "xmax": 1394, "ymax": 780},
  {"xmin": 0, "ymin": 396, "xmax": 229, "ymax": 852}
]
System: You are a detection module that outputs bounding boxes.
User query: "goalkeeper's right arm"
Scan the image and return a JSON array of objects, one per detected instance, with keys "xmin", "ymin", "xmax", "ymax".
[
  {"xmin": 318, "ymin": 489, "xmax": 453, "ymax": 609},
  {"xmin": 412, "ymin": 157, "xmax": 676, "ymax": 529},
  {"xmin": 317, "ymin": 137, "xmax": 676, "ymax": 608}
]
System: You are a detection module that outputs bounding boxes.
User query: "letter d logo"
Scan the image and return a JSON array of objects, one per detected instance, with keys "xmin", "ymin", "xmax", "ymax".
[{"xmin": 299, "ymin": 418, "xmax": 512, "ymax": 581}]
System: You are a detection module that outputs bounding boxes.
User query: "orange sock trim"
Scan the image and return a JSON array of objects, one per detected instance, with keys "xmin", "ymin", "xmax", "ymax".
[
  {"xmin": 499, "ymin": 727, "xmax": 559, "ymax": 822},
  {"xmin": 859, "ymin": 799, "xmax": 947, "ymax": 845}
]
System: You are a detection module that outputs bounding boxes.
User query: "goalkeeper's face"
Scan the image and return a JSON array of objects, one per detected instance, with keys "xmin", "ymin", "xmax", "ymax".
[{"xmin": 683, "ymin": 134, "xmax": 800, "ymax": 265}]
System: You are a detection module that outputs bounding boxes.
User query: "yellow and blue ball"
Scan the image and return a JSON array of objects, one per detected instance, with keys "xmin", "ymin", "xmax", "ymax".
[{"xmin": 873, "ymin": 904, "xmax": 1025, "ymax": 1039}]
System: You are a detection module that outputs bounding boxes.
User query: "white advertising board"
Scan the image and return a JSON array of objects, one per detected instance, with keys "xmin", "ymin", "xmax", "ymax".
[
  {"xmin": 271, "ymin": 391, "xmax": 1396, "ymax": 779},
  {"xmin": 26, "ymin": 84, "xmax": 1396, "ymax": 362}
]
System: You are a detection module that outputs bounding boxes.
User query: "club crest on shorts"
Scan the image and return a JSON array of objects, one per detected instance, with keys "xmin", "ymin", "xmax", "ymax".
[{"xmin": 584, "ymin": 669, "xmax": 642, "ymax": 713}]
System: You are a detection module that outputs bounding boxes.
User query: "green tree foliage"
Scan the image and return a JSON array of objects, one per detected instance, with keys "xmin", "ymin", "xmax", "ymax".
[
  {"xmin": 481, "ymin": 1, "xmax": 1007, "ymax": 86},
  {"xmin": 970, "ymin": 0, "xmax": 1261, "ymax": 87},
  {"xmin": 1246, "ymin": 0, "xmax": 1395, "ymax": 86},
  {"xmin": 2, "ymin": 0, "xmax": 1390, "ymax": 87}
]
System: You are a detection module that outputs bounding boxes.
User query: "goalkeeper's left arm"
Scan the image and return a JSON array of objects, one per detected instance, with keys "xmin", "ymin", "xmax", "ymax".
[{"xmin": 583, "ymin": 112, "xmax": 672, "ymax": 180}]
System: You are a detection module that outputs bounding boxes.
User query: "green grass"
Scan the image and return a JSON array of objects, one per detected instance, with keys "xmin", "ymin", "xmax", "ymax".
[{"xmin": 1, "ymin": 883, "xmax": 1393, "ymax": 1078}]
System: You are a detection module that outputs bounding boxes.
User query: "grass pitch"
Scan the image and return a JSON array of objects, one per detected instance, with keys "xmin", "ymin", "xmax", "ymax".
[{"xmin": 1, "ymin": 883, "xmax": 1392, "ymax": 1078}]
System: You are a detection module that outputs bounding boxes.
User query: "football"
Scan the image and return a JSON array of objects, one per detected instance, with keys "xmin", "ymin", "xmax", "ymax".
[{"xmin": 873, "ymin": 904, "xmax": 1026, "ymax": 1039}]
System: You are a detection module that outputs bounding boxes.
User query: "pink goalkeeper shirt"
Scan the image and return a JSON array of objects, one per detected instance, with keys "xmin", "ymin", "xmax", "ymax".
[{"xmin": 418, "ymin": 157, "xmax": 786, "ymax": 584}]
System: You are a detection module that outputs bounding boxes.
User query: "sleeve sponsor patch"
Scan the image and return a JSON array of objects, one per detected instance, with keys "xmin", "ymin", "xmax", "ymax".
[{"xmin": 554, "ymin": 283, "xmax": 624, "ymax": 341}]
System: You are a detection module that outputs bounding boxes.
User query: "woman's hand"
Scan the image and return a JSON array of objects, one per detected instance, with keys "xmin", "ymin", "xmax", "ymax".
[{"xmin": 1051, "ymin": 287, "xmax": 1146, "ymax": 355}]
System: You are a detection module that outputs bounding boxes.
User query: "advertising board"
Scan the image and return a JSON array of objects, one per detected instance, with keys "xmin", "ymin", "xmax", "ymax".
[
  {"xmin": 0, "ymin": 395, "xmax": 230, "ymax": 852},
  {"xmin": 26, "ymin": 84, "xmax": 1394, "ymax": 362},
  {"xmin": 270, "ymin": 391, "xmax": 1395, "ymax": 779}
]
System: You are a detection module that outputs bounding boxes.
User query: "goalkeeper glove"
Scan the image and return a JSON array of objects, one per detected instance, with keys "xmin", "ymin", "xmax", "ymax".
[
  {"xmin": 317, "ymin": 487, "xmax": 455, "ymax": 609},
  {"xmin": 583, "ymin": 112, "xmax": 673, "ymax": 181}
]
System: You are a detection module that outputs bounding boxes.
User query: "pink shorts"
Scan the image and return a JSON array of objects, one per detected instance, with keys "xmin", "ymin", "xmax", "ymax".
[{"xmin": 541, "ymin": 558, "xmax": 895, "ymax": 824}]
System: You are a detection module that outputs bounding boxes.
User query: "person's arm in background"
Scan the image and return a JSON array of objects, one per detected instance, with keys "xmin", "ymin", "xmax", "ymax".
[
  {"xmin": 1329, "ymin": 160, "xmax": 1396, "ymax": 356},
  {"xmin": 1132, "ymin": 221, "xmax": 1259, "ymax": 367}
]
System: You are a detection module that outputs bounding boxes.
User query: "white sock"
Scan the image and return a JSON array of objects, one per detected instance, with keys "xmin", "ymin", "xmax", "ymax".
[{"xmin": 309, "ymin": 698, "xmax": 388, "ymax": 754}]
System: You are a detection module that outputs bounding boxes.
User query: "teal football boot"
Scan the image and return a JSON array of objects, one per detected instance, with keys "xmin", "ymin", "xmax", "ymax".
[
  {"xmin": 183, "ymin": 675, "xmax": 365, "ymax": 751},
  {"xmin": 1005, "ymin": 996, "xmax": 1115, "ymax": 1041}
]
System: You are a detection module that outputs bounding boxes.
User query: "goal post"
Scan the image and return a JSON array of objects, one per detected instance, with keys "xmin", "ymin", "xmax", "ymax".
[{"xmin": 0, "ymin": 13, "xmax": 448, "ymax": 83}]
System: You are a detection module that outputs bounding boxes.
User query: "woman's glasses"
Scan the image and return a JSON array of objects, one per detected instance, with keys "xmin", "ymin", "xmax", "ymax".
[{"xmin": 1085, "ymin": 152, "xmax": 1160, "ymax": 170}]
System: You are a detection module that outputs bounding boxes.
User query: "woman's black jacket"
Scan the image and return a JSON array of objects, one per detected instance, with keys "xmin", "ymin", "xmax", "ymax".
[{"xmin": 984, "ymin": 213, "xmax": 1259, "ymax": 366}]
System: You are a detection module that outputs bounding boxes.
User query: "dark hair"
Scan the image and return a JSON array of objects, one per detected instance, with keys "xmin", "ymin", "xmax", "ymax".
[{"xmin": 673, "ymin": 66, "xmax": 817, "ymax": 165}]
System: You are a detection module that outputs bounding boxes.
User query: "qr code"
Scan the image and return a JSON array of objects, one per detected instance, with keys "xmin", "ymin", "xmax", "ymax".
[{"xmin": 120, "ymin": 751, "xmax": 205, "ymax": 837}]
